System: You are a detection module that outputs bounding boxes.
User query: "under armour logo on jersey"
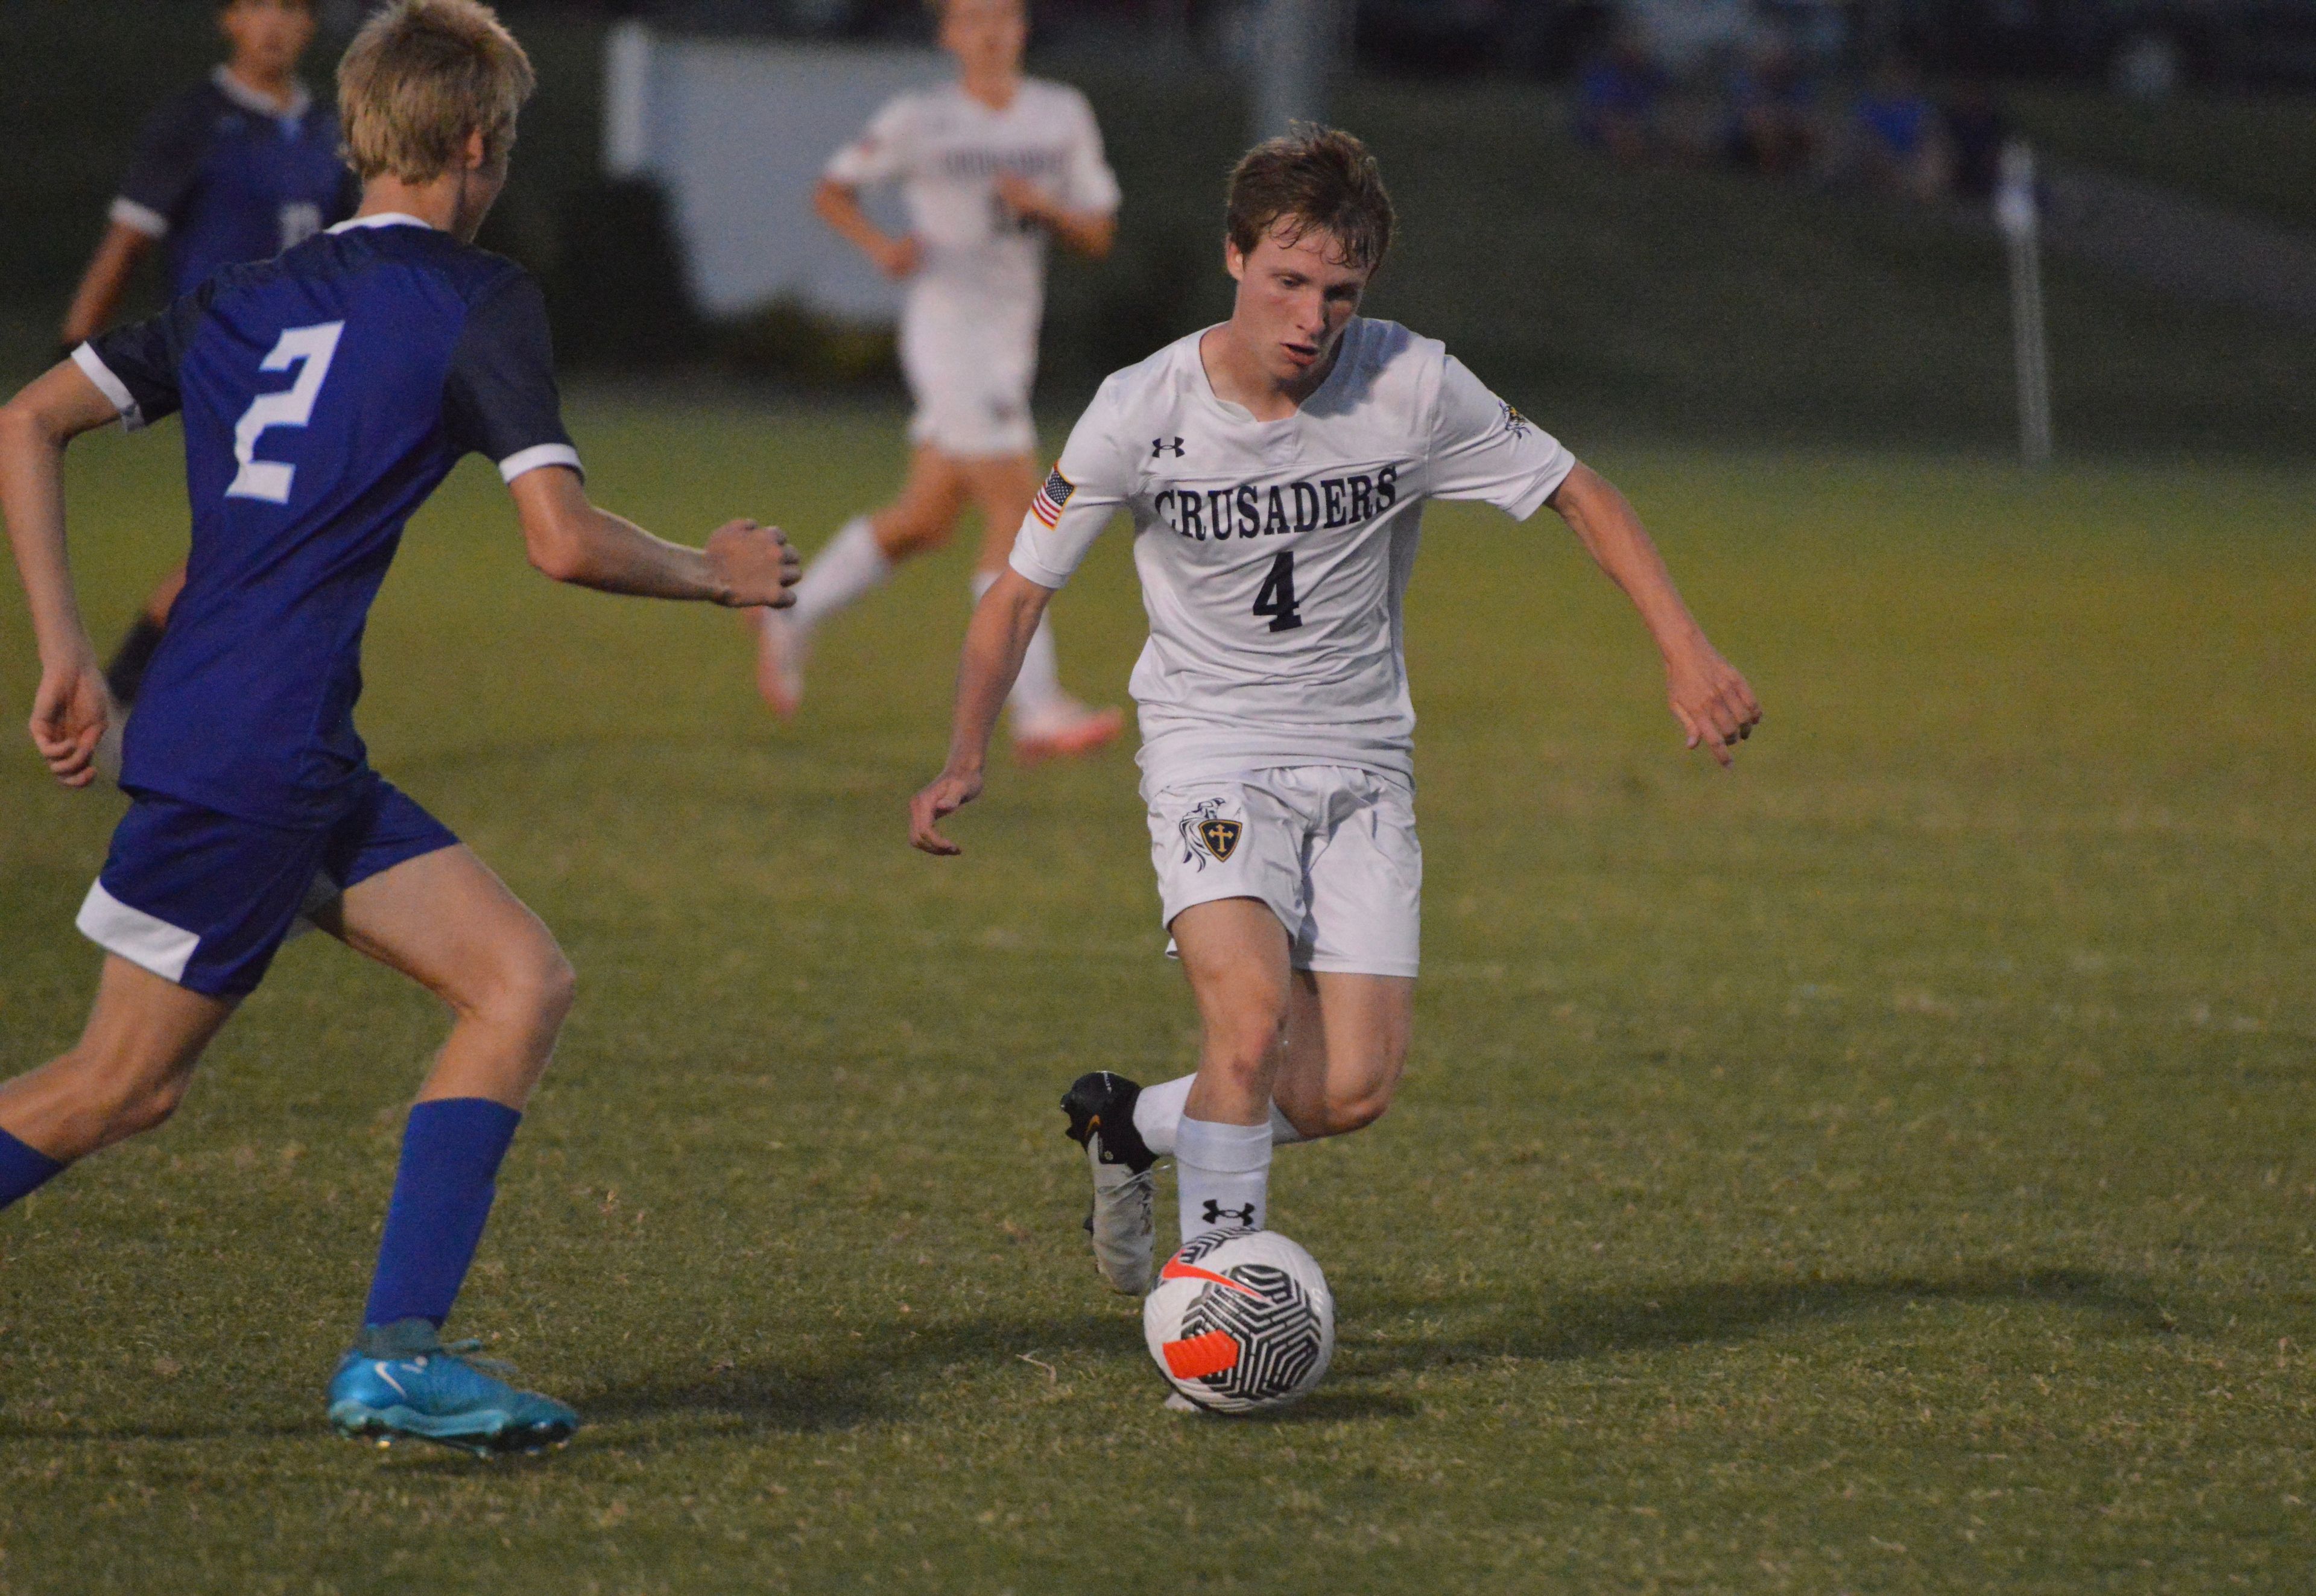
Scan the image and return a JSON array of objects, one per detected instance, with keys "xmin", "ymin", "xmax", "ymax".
[
  {"xmin": 1201, "ymin": 1200, "xmax": 1256, "ymax": 1226},
  {"xmin": 1151, "ymin": 437, "xmax": 1186, "ymax": 458}
]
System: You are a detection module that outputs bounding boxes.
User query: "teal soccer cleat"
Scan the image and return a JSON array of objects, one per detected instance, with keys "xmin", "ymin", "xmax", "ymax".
[{"xmin": 327, "ymin": 1318, "xmax": 578, "ymax": 1456}]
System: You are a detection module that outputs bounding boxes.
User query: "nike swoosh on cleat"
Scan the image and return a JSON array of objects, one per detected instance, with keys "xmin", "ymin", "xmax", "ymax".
[
  {"xmin": 375, "ymin": 1364, "xmax": 409, "ymax": 1398},
  {"xmin": 1160, "ymin": 1257, "xmax": 1264, "ymax": 1299}
]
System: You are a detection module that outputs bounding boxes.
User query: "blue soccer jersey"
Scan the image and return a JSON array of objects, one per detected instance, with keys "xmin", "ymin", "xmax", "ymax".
[
  {"xmin": 74, "ymin": 214, "xmax": 581, "ymax": 827},
  {"xmin": 112, "ymin": 68, "xmax": 356, "ymax": 297}
]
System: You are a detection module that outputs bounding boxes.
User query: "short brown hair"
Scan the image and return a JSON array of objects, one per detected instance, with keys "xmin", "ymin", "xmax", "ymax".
[
  {"xmin": 1226, "ymin": 125, "xmax": 1395, "ymax": 273},
  {"xmin": 338, "ymin": 0, "xmax": 534, "ymax": 184}
]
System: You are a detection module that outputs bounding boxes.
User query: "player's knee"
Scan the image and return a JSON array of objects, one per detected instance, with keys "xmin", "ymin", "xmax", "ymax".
[
  {"xmin": 1205, "ymin": 1018, "xmax": 1286, "ymax": 1088},
  {"xmin": 474, "ymin": 939, "xmax": 576, "ymax": 1033},
  {"xmin": 517, "ymin": 945, "xmax": 578, "ymax": 1031}
]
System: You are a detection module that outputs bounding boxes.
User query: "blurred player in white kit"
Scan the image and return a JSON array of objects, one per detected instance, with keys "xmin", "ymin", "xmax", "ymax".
[{"xmin": 755, "ymin": 0, "xmax": 1127, "ymax": 760}]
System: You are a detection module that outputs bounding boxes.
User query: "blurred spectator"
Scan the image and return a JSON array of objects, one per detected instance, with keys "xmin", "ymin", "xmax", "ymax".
[
  {"xmin": 1852, "ymin": 55, "xmax": 1951, "ymax": 202},
  {"xmin": 1940, "ymin": 77, "xmax": 2010, "ymax": 201},
  {"xmin": 1575, "ymin": 33, "xmax": 1664, "ymax": 163},
  {"xmin": 1754, "ymin": 0, "xmax": 1848, "ymax": 63},
  {"xmin": 1724, "ymin": 40, "xmax": 1817, "ymax": 176}
]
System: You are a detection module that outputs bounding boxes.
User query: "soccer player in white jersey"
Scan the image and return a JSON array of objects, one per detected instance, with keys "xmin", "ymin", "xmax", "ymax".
[
  {"xmin": 910, "ymin": 127, "xmax": 1763, "ymax": 1297},
  {"xmin": 755, "ymin": 0, "xmax": 1127, "ymax": 761}
]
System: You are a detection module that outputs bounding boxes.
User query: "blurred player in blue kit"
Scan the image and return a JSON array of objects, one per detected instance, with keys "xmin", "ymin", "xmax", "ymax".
[
  {"xmin": 0, "ymin": 0, "xmax": 799, "ymax": 1453},
  {"xmin": 57, "ymin": 0, "xmax": 356, "ymax": 712}
]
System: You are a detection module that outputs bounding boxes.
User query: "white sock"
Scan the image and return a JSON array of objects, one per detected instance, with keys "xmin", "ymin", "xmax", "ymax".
[
  {"xmin": 790, "ymin": 517, "xmax": 890, "ymax": 640},
  {"xmin": 1175, "ymin": 1116, "xmax": 1272, "ymax": 1244},
  {"xmin": 1268, "ymin": 1101, "xmax": 1308, "ymax": 1145},
  {"xmin": 972, "ymin": 569, "xmax": 1067, "ymax": 725},
  {"xmin": 1133, "ymin": 1074, "xmax": 1305, "ymax": 1156}
]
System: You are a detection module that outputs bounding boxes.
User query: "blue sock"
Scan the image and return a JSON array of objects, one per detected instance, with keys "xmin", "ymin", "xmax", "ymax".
[
  {"xmin": 0, "ymin": 1128, "xmax": 65, "ymax": 1209},
  {"xmin": 362, "ymin": 1098, "xmax": 522, "ymax": 1331}
]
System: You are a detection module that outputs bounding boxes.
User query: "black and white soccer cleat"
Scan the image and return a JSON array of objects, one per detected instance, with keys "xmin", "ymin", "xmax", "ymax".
[{"xmin": 1062, "ymin": 1071, "xmax": 1158, "ymax": 1296}]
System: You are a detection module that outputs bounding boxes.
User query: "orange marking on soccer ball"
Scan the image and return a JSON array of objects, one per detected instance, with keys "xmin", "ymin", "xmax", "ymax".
[
  {"xmin": 1162, "ymin": 1331, "xmax": 1241, "ymax": 1380},
  {"xmin": 1160, "ymin": 1256, "xmax": 1264, "ymax": 1298}
]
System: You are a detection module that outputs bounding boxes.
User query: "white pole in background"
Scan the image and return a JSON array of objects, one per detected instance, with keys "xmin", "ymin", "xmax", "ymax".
[
  {"xmin": 1251, "ymin": 0, "xmax": 1349, "ymax": 140},
  {"xmin": 604, "ymin": 20, "xmax": 655, "ymax": 180},
  {"xmin": 1995, "ymin": 138, "xmax": 2054, "ymax": 468}
]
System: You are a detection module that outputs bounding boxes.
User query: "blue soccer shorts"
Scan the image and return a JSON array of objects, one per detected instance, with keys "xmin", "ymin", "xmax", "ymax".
[{"xmin": 75, "ymin": 777, "xmax": 458, "ymax": 998}]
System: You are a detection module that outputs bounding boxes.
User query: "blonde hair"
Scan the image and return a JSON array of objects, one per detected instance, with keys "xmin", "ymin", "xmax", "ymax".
[{"xmin": 338, "ymin": 0, "xmax": 534, "ymax": 184}]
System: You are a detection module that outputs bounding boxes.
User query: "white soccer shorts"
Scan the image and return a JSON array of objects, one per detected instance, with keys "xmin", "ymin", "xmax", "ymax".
[
  {"xmin": 1145, "ymin": 765, "xmax": 1421, "ymax": 978},
  {"xmin": 900, "ymin": 315, "xmax": 1037, "ymax": 460}
]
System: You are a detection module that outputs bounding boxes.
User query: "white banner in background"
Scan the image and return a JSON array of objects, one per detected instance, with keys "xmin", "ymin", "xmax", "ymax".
[{"xmin": 606, "ymin": 25, "xmax": 947, "ymax": 321}]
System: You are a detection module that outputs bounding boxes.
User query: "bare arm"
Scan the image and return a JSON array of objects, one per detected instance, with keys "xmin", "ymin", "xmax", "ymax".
[
  {"xmin": 1548, "ymin": 461, "xmax": 1762, "ymax": 765},
  {"xmin": 909, "ymin": 569, "xmax": 1053, "ymax": 855},
  {"xmin": 508, "ymin": 465, "xmax": 799, "ymax": 606},
  {"xmin": 812, "ymin": 179, "xmax": 921, "ymax": 279},
  {"xmin": 993, "ymin": 174, "xmax": 1117, "ymax": 260},
  {"xmin": 60, "ymin": 223, "xmax": 155, "ymax": 349},
  {"xmin": 0, "ymin": 362, "xmax": 134, "ymax": 785}
]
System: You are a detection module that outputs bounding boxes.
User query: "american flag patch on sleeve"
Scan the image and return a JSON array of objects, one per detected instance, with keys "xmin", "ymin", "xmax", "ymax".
[{"xmin": 1031, "ymin": 468, "xmax": 1075, "ymax": 528}]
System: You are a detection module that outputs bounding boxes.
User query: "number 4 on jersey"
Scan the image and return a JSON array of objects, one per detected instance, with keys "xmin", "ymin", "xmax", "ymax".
[
  {"xmin": 226, "ymin": 320, "xmax": 344, "ymax": 505},
  {"xmin": 1253, "ymin": 550, "xmax": 1304, "ymax": 633}
]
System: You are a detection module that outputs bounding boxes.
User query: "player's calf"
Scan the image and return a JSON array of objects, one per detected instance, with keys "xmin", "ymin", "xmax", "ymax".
[
  {"xmin": 1175, "ymin": 1022, "xmax": 1284, "ymax": 1244},
  {"xmin": 870, "ymin": 503, "xmax": 955, "ymax": 559},
  {"xmin": 1274, "ymin": 1082, "xmax": 1392, "ymax": 1139},
  {"xmin": 1273, "ymin": 967, "xmax": 1414, "ymax": 1139},
  {"xmin": 39, "ymin": 1054, "xmax": 195, "ymax": 1153},
  {"xmin": 1168, "ymin": 902, "xmax": 1297, "ymax": 1243}
]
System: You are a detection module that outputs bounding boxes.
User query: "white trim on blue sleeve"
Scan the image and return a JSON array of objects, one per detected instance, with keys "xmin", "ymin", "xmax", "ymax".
[
  {"xmin": 109, "ymin": 197, "xmax": 170, "ymax": 238},
  {"xmin": 71, "ymin": 343, "xmax": 147, "ymax": 431},
  {"xmin": 77, "ymin": 881, "xmax": 198, "ymax": 986},
  {"xmin": 498, "ymin": 442, "xmax": 583, "ymax": 484}
]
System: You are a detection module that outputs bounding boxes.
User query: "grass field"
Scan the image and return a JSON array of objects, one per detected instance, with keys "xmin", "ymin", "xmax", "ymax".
[{"xmin": 1, "ymin": 395, "xmax": 2313, "ymax": 1593}]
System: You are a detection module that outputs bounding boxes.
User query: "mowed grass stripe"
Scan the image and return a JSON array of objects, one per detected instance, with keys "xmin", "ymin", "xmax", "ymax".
[{"xmin": 0, "ymin": 396, "xmax": 2309, "ymax": 1593}]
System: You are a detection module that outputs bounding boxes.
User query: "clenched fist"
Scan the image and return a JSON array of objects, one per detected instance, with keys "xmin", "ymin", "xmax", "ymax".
[{"xmin": 704, "ymin": 520, "xmax": 802, "ymax": 609}]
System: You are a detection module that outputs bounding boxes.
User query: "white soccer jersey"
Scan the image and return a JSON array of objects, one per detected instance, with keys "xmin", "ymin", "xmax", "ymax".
[
  {"xmin": 825, "ymin": 78, "xmax": 1119, "ymax": 367},
  {"xmin": 1010, "ymin": 318, "xmax": 1577, "ymax": 787}
]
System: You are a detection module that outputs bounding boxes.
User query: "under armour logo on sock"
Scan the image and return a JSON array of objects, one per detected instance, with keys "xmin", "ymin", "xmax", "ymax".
[{"xmin": 1201, "ymin": 1200, "xmax": 1256, "ymax": 1225}]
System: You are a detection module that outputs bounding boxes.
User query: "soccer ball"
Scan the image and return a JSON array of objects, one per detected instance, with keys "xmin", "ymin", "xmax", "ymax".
[{"xmin": 1143, "ymin": 1228, "xmax": 1335, "ymax": 1413}]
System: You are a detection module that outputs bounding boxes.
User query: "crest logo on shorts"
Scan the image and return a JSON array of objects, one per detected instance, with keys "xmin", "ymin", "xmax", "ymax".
[{"xmin": 1179, "ymin": 797, "xmax": 1242, "ymax": 868}]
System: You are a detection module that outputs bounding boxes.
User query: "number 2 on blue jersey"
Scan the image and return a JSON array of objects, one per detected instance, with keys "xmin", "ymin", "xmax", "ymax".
[{"xmin": 226, "ymin": 320, "xmax": 344, "ymax": 505}]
